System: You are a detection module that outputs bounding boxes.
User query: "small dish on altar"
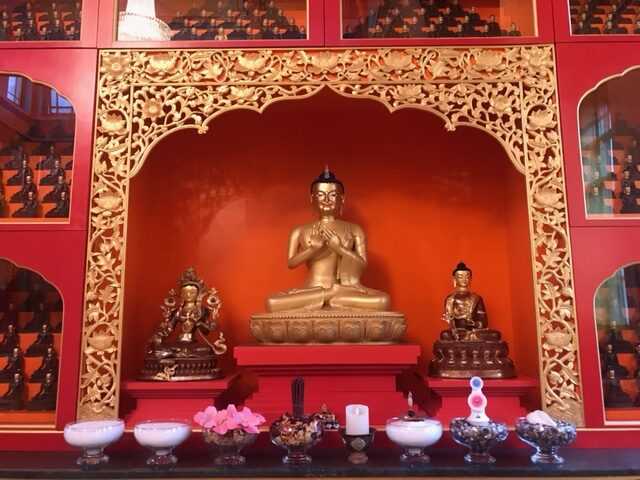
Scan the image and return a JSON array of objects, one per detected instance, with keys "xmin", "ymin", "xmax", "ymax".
[
  {"xmin": 133, "ymin": 420, "xmax": 192, "ymax": 468},
  {"xmin": 385, "ymin": 394, "xmax": 442, "ymax": 463},
  {"xmin": 515, "ymin": 411, "xmax": 577, "ymax": 464},
  {"xmin": 63, "ymin": 419, "xmax": 125, "ymax": 468}
]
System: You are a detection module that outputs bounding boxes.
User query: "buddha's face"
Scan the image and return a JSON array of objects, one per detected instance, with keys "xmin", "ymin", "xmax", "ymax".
[
  {"xmin": 311, "ymin": 182, "xmax": 344, "ymax": 216},
  {"xmin": 453, "ymin": 270, "xmax": 471, "ymax": 289},
  {"xmin": 181, "ymin": 285, "xmax": 199, "ymax": 302}
]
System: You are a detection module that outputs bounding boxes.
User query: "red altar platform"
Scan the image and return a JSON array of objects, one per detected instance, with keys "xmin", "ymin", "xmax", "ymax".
[
  {"xmin": 426, "ymin": 376, "xmax": 540, "ymax": 426},
  {"xmin": 119, "ymin": 377, "xmax": 235, "ymax": 427},
  {"xmin": 235, "ymin": 344, "xmax": 421, "ymax": 425}
]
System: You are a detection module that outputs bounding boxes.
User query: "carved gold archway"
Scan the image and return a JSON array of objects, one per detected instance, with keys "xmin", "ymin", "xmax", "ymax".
[{"xmin": 80, "ymin": 46, "xmax": 584, "ymax": 425}]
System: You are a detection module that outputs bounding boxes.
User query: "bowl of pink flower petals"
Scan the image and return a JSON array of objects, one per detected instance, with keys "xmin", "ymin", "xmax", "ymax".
[{"xmin": 194, "ymin": 404, "xmax": 266, "ymax": 465}]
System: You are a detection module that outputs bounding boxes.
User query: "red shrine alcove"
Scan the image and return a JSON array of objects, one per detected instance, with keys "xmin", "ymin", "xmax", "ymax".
[{"xmin": 118, "ymin": 88, "xmax": 539, "ymax": 422}]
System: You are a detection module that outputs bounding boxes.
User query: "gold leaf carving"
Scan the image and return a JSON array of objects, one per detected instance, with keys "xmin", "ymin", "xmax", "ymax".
[{"xmin": 79, "ymin": 47, "xmax": 583, "ymax": 427}]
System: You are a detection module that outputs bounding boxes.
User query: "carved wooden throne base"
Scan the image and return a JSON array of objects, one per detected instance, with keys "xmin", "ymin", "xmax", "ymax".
[{"xmin": 250, "ymin": 310, "xmax": 407, "ymax": 344}]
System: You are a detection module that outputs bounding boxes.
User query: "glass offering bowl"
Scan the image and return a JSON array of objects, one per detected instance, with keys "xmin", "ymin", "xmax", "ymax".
[
  {"xmin": 133, "ymin": 420, "xmax": 192, "ymax": 468},
  {"xmin": 270, "ymin": 414, "xmax": 324, "ymax": 465},
  {"xmin": 203, "ymin": 428, "xmax": 258, "ymax": 465},
  {"xmin": 515, "ymin": 417, "xmax": 577, "ymax": 464},
  {"xmin": 63, "ymin": 419, "xmax": 125, "ymax": 467},
  {"xmin": 385, "ymin": 416, "xmax": 443, "ymax": 463},
  {"xmin": 450, "ymin": 418, "xmax": 508, "ymax": 464}
]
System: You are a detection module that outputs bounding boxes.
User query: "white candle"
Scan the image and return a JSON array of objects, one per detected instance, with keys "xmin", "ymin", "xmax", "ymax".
[{"xmin": 345, "ymin": 404, "xmax": 369, "ymax": 436}]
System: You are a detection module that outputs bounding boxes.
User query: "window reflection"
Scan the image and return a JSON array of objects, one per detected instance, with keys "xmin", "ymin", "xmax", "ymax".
[
  {"xmin": 0, "ymin": 74, "xmax": 73, "ymax": 221},
  {"xmin": 570, "ymin": 0, "xmax": 640, "ymax": 36},
  {"xmin": 581, "ymin": 69, "xmax": 640, "ymax": 217},
  {"xmin": 342, "ymin": 0, "xmax": 535, "ymax": 39},
  {"xmin": 0, "ymin": 0, "xmax": 81, "ymax": 41},
  {"xmin": 117, "ymin": 0, "xmax": 307, "ymax": 41},
  {"xmin": 596, "ymin": 264, "xmax": 640, "ymax": 417}
]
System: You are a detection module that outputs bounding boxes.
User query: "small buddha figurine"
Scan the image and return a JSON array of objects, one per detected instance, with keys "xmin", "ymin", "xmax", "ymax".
[
  {"xmin": 39, "ymin": 158, "xmax": 64, "ymax": 186},
  {"xmin": 604, "ymin": 369, "xmax": 633, "ymax": 408},
  {"xmin": 251, "ymin": 168, "xmax": 406, "ymax": 344},
  {"xmin": 31, "ymin": 346, "xmax": 58, "ymax": 382},
  {"xmin": 25, "ymin": 322, "xmax": 53, "ymax": 357},
  {"xmin": 3, "ymin": 145, "xmax": 27, "ymax": 169},
  {"xmin": 602, "ymin": 344, "xmax": 629, "ymax": 378},
  {"xmin": 0, "ymin": 324, "xmax": 20, "ymax": 356},
  {"xmin": 36, "ymin": 145, "xmax": 61, "ymax": 171},
  {"xmin": 7, "ymin": 158, "xmax": 33, "ymax": 186},
  {"xmin": 9, "ymin": 174, "xmax": 37, "ymax": 204},
  {"xmin": 23, "ymin": 302, "xmax": 50, "ymax": 333},
  {"xmin": 42, "ymin": 175, "xmax": 69, "ymax": 203},
  {"xmin": 603, "ymin": 321, "xmax": 635, "ymax": 353},
  {"xmin": 45, "ymin": 190, "xmax": 70, "ymax": 218},
  {"xmin": 140, "ymin": 267, "xmax": 227, "ymax": 381},
  {"xmin": 26, "ymin": 372, "xmax": 57, "ymax": 411},
  {"xmin": 0, "ymin": 347, "xmax": 24, "ymax": 382},
  {"xmin": 429, "ymin": 263, "xmax": 515, "ymax": 378},
  {"xmin": 0, "ymin": 372, "xmax": 26, "ymax": 410},
  {"xmin": 1, "ymin": 303, "xmax": 18, "ymax": 332},
  {"xmin": 12, "ymin": 191, "xmax": 39, "ymax": 218}
]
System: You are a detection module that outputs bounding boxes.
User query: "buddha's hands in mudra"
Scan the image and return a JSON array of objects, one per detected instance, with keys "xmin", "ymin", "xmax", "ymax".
[{"xmin": 318, "ymin": 224, "xmax": 343, "ymax": 253}]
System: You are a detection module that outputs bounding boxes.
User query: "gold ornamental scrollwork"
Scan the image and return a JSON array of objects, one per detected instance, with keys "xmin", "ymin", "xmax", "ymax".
[{"xmin": 81, "ymin": 46, "xmax": 584, "ymax": 425}]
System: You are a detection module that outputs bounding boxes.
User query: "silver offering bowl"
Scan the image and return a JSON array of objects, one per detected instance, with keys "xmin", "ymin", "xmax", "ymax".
[
  {"xmin": 450, "ymin": 418, "xmax": 508, "ymax": 464},
  {"xmin": 339, "ymin": 427, "xmax": 376, "ymax": 464},
  {"xmin": 515, "ymin": 417, "xmax": 577, "ymax": 464},
  {"xmin": 270, "ymin": 414, "xmax": 324, "ymax": 465}
]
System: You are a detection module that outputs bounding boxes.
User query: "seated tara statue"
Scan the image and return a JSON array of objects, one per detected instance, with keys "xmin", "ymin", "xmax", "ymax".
[
  {"xmin": 250, "ymin": 168, "xmax": 406, "ymax": 344},
  {"xmin": 139, "ymin": 267, "xmax": 228, "ymax": 381},
  {"xmin": 429, "ymin": 262, "xmax": 515, "ymax": 378}
]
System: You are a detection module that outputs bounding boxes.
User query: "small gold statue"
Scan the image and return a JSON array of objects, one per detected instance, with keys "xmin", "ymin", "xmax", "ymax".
[
  {"xmin": 251, "ymin": 168, "xmax": 406, "ymax": 343},
  {"xmin": 140, "ymin": 267, "xmax": 227, "ymax": 381},
  {"xmin": 429, "ymin": 263, "xmax": 515, "ymax": 378}
]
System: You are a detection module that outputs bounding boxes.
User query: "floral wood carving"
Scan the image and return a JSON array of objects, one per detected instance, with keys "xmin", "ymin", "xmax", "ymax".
[{"xmin": 80, "ymin": 47, "xmax": 583, "ymax": 425}]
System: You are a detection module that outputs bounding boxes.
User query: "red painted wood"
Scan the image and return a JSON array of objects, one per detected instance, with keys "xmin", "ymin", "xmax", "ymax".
[
  {"xmin": 235, "ymin": 344, "xmax": 420, "ymax": 425},
  {"xmin": 552, "ymin": 0, "xmax": 640, "ymax": 44},
  {"xmin": 97, "ymin": 0, "xmax": 324, "ymax": 48},
  {"xmin": 427, "ymin": 376, "xmax": 540, "ymax": 426},
  {"xmin": 0, "ymin": 0, "xmax": 98, "ymax": 49},
  {"xmin": 120, "ymin": 378, "xmax": 234, "ymax": 427},
  {"xmin": 0, "ymin": 48, "xmax": 97, "ymax": 231},
  {"xmin": 0, "ymin": 230, "xmax": 87, "ymax": 429},
  {"xmin": 324, "ymin": 0, "xmax": 554, "ymax": 47},
  {"xmin": 557, "ymin": 43, "xmax": 640, "ymax": 228}
]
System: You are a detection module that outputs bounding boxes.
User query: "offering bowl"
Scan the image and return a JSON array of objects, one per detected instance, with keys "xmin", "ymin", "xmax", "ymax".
[
  {"xmin": 133, "ymin": 420, "xmax": 191, "ymax": 468},
  {"xmin": 515, "ymin": 417, "xmax": 577, "ymax": 464},
  {"xmin": 203, "ymin": 429, "xmax": 258, "ymax": 465},
  {"xmin": 270, "ymin": 414, "xmax": 323, "ymax": 464},
  {"xmin": 63, "ymin": 419, "xmax": 125, "ymax": 467},
  {"xmin": 450, "ymin": 418, "xmax": 508, "ymax": 464},
  {"xmin": 385, "ymin": 416, "xmax": 442, "ymax": 463}
]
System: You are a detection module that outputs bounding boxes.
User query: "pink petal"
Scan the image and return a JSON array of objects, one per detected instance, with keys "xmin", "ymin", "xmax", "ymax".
[
  {"xmin": 193, "ymin": 411, "xmax": 207, "ymax": 426},
  {"xmin": 244, "ymin": 424, "xmax": 259, "ymax": 434},
  {"xmin": 214, "ymin": 423, "xmax": 229, "ymax": 435}
]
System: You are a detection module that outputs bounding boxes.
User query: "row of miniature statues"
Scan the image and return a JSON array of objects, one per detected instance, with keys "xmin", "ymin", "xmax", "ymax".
[
  {"xmin": 142, "ymin": 169, "xmax": 515, "ymax": 382},
  {"xmin": 0, "ymin": 1, "xmax": 81, "ymax": 41},
  {"xmin": 167, "ymin": 0, "xmax": 306, "ymax": 41},
  {"xmin": 344, "ymin": 0, "xmax": 522, "ymax": 39},
  {"xmin": 584, "ymin": 118, "xmax": 640, "ymax": 214},
  {"xmin": 0, "ymin": 340, "xmax": 58, "ymax": 411},
  {"xmin": 571, "ymin": 0, "xmax": 640, "ymax": 35},
  {"xmin": 0, "ymin": 144, "xmax": 71, "ymax": 218},
  {"xmin": 599, "ymin": 321, "xmax": 640, "ymax": 408}
]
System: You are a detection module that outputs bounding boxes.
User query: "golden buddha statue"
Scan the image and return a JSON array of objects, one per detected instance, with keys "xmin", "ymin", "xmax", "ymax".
[
  {"xmin": 251, "ymin": 168, "xmax": 406, "ymax": 344},
  {"xmin": 140, "ymin": 267, "xmax": 228, "ymax": 381},
  {"xmin": 429, "ymin": 263, "xmax": 515, "ymax": 378}
]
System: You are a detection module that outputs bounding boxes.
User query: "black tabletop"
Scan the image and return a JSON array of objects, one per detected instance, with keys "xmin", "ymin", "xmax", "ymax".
[{"xmin": 0, "ymin": 448, "xmax": 639, "ymax": 479}]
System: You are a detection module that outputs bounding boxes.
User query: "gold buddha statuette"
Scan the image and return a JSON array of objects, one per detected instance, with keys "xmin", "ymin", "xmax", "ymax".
[
  {"xmin": 140, "ymin": 267, "xmax": 227, "ymax": 381},
  {"xmin": 429, "ymin": 263, "xmax": 515, "ymax": 378},
  {"xmin": 251, "ymin": 168, "xmax": 406, "ymax": 344}
]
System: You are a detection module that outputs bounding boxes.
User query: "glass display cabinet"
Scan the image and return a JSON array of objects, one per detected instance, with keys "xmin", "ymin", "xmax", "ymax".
[{"xmin": 0, "ymin": 73, "xmax": 74, "ymax": 223}]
